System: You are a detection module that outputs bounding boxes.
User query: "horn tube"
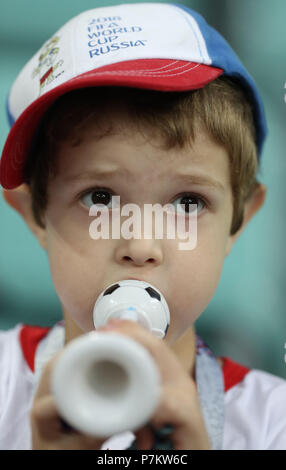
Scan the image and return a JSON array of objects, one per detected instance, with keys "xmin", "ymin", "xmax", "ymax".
[{"xmin": 51, "ymin": 280, "xmax": 170, "ymax": 438}]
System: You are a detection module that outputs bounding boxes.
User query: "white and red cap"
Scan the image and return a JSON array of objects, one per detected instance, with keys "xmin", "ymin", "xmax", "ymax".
[{"xmin": 0, "ymin": 2, "xmax": 267, "ymax": 189}]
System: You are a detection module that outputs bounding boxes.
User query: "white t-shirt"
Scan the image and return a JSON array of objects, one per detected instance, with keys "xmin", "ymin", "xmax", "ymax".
[{"xmin": 0, "ymin": 323, "xmax": 285, "ymax": 450}]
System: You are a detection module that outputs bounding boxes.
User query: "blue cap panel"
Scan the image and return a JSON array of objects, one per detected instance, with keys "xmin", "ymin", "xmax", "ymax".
[{"xmin": 172, "ymin": 3, "xmax": 267, "ymax": 158}]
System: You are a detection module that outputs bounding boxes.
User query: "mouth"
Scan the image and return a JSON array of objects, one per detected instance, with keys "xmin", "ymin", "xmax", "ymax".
[{"xmin": 125, "ymin": 276, "xmax": 154, "ymax": 284}]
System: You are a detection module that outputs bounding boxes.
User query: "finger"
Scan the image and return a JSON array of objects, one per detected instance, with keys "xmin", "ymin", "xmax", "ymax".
[
  {"xmin": 150, "ymin": 378, "xmax": 202, "ymax": 434},
  {"xmin": 133, "ymin": 424, "xmax": 155, "ymax": 450},
  {"xmin": 31, "ymin": 393, "xmax": 106, "ymax": 449},
  {"xmin": 31, "ymin": 394, "xmax": 74, "ymax": 439},
  {"xmin": 149, "ymin": 386, "xmax": 211, "ymax": 450}
]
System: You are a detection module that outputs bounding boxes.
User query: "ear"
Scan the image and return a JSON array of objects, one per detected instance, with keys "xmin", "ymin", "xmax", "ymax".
[
  {"xmin": 2, "ymin": 183, "xmax": 47, "ymax": 250},
  {"xmin": 225, "ymin": 183, "xmax": 267, "ymax": 256}
]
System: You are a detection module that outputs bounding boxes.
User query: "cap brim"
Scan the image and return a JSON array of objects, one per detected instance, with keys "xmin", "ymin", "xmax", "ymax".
[{"xmin": 0, "ymin": 59, "xmax": 223, "ymax": 189}]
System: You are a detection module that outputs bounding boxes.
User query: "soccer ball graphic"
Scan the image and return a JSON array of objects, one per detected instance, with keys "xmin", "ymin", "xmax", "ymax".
[{"xmin": 93, "ymin": 279, "xmax": 170, "ymax": 338}]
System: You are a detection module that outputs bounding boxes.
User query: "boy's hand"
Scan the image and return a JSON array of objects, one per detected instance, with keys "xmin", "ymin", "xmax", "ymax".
[
  {"xmin": 31, "ymin": 320, "xmax": 211, "ymax": 450},
  {"xmin": 30, "ymin": 353, "xmax": 106, "ymax": 450},
  {"xmin": 99, "ymin": 319, "xmax": 211, "ymax": 450}
]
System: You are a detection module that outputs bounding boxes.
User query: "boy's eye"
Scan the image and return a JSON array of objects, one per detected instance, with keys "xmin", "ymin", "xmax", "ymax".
[
  {"xmin": 80, "ymin": 189, "xmax": 114, "ymax": 209},
  {"xmin": 173, "ymin": 194, "xmax": 206, "ymax": 215}
]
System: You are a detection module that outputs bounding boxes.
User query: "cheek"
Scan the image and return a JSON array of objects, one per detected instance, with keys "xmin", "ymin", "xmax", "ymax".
[
  {"xmin": 167, "ymin": 217, "xmax": 230, "ymax": 335},
  {"xmin": 44, "ymin": 212, "xmax": 111, "ymax": 331}
]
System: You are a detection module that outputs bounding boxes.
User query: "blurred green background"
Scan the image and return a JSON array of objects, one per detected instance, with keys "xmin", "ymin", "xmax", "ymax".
[{"xmin": 0, "ymin": 0, "xmax": 286, "ymax": 378}]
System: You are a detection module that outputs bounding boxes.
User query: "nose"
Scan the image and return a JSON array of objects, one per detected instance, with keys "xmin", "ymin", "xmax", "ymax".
[{"xmin": 115, "ymin": 238, "xmax": 163, "ymax": 267}]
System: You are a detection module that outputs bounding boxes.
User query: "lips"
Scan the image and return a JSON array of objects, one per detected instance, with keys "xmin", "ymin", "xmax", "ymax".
[{"xmin": 125, "ymin": 276, "xmax": 153, "ymax": 284}]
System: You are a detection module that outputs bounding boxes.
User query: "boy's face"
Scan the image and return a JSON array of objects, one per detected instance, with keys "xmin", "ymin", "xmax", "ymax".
[{"xmin": 41, "ymin": 111, "xmax": 234, "ymax": 346}]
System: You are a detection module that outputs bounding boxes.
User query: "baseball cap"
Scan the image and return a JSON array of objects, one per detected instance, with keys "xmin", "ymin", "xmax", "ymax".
[{"xmin": 0, "ymin": 2, "xmax": 267, "ymax": 190}]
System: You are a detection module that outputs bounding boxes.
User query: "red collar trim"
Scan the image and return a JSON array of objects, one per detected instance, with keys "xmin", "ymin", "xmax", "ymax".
[
  {"xmin": 220, "ymin": 356, "xmax": 250, "ymax": 392},
  {"xmin": 19, "ymin": 325, "xmax": 250, "ymax": 390},
  {"xmin": 19, "ymin": 324, "xmax": 51, "ymax": 372}
]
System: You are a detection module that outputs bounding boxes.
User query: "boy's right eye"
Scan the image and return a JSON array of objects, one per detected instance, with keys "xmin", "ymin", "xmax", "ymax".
[{"xmin": 80, "ymin": 188, "xmax": 114, "ymax": 209}]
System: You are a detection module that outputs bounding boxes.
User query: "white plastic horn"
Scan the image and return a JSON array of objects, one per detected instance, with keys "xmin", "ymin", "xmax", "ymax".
[{"xmin": 51, "ymin": 280, "xmax": 170, "ymax": 438}]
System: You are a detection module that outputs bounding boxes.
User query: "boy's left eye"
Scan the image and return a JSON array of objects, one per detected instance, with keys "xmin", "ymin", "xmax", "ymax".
[{"xmin": 173, "ymin": 194, "xmax": 206, "ymax": 214}]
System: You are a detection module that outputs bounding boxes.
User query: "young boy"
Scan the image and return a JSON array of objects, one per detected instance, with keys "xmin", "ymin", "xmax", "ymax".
[{"xmin": 0, "ymin": 3, "xmax": 285, "ymax": 450}]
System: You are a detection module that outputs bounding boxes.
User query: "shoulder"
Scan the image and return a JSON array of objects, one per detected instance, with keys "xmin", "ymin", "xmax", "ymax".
[
  {"xmin": 0, "ymin": 324, "xmax": 35, "ymax": 405},
  {"xmin": 0, "ymin": 324, "xmax": 52, "ymax": 449},
  {"xmin": 0, "ymin": 324, "xmax": 32, "ymax": 449},
  {"xmin": 0, "ymin": 324, "xmax": 24, "ymax": 374},
  {"xmin": 221, "ymin": 357, "xmax": 286, "ymax": 450}
]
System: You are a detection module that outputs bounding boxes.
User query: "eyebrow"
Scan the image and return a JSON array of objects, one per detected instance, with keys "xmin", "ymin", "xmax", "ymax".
[
  {"xmin": 64, "ymin": 169, "xmax": 225, "ymax": 193},
  {"xmin": 173, "ymin": 173, "xmax": 225, "ymax": 193}
]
